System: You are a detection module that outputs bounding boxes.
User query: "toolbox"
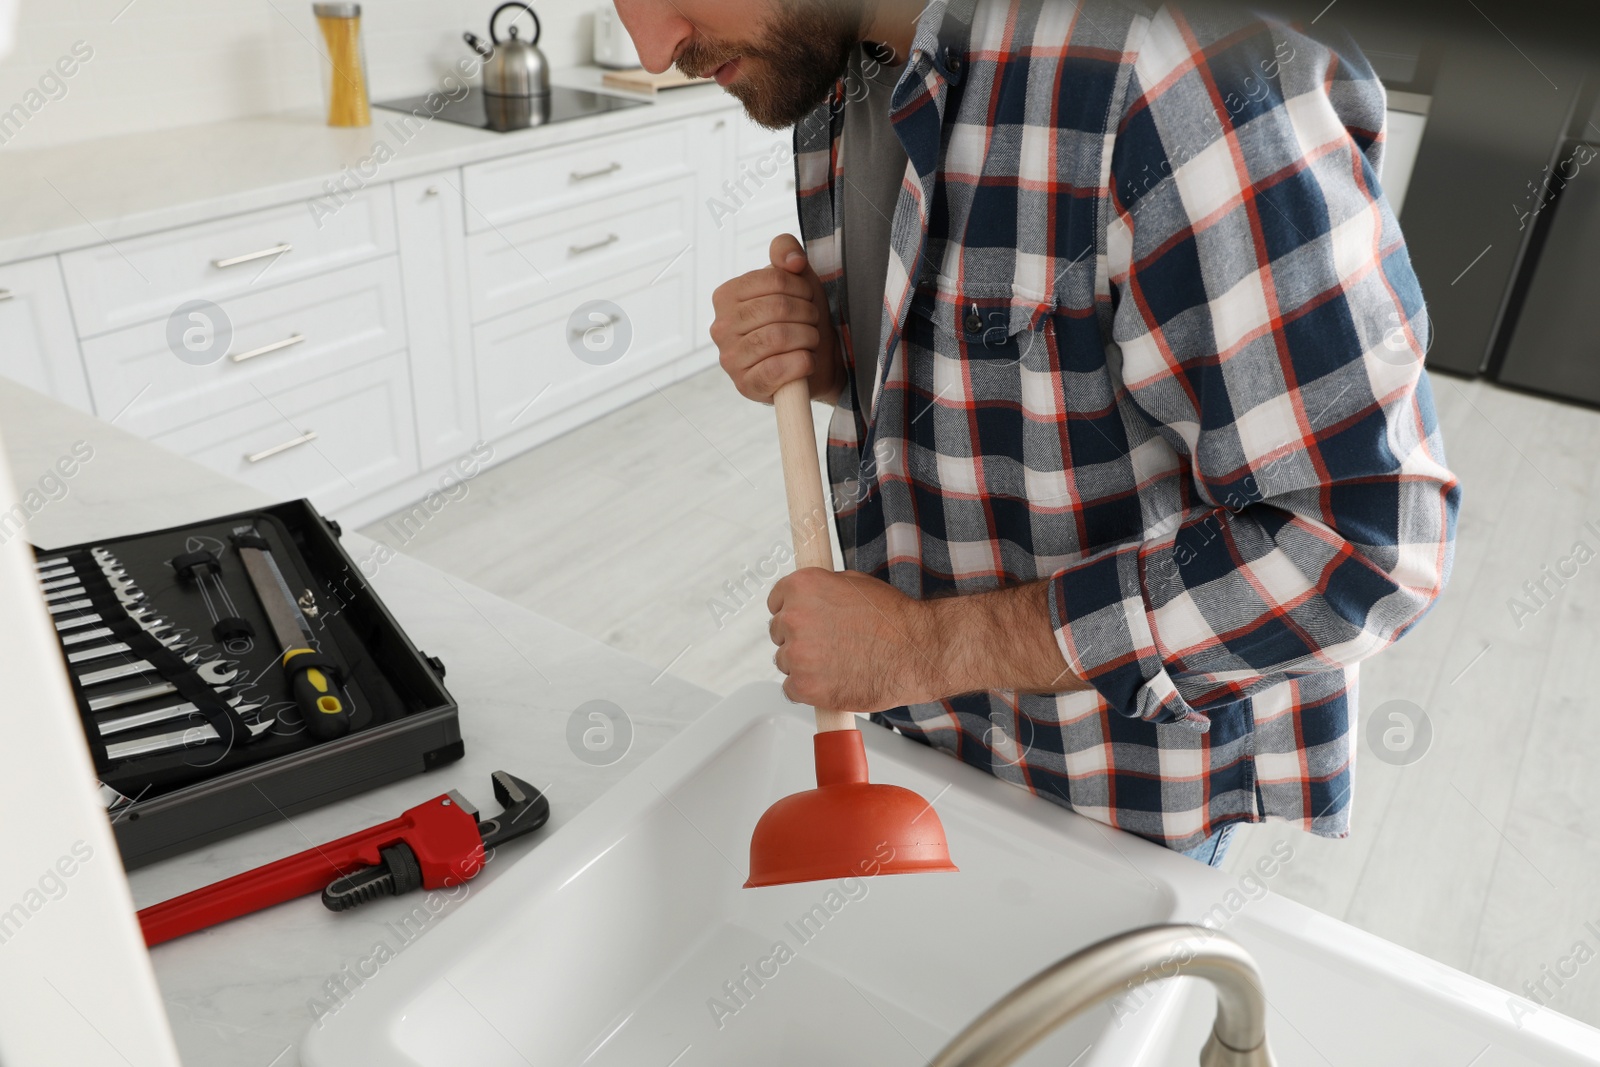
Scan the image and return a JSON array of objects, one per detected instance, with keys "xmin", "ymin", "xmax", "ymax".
[{"xmin": 34, "ymin": 499, "xmax": 464, "ymax": 870}]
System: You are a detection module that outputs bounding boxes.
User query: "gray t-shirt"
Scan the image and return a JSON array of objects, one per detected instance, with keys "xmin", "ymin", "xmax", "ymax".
[{"xmin": 841, "ymin": 44, "xmax": 908, "ymax": 414}]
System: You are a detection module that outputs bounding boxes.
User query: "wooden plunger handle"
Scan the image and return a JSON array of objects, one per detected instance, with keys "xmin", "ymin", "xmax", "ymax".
[{"xmin": 773, "ymin": 377, "xmax": 858, "ymax": 734}]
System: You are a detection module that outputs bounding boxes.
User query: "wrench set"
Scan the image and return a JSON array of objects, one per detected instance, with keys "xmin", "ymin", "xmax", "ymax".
[
  {"xmin": 39, "ymin": 547, "xmax": 267, "ymax": 762},
  {"xmin": 34, "ymin": 501, "xmax": 464, "ymax": 870}
]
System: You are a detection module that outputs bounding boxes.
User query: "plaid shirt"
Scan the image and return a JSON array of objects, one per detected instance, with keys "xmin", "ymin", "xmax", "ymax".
[{"xmin": 795, "ymin": 0, "xmax": 1460, "ymax": 850}]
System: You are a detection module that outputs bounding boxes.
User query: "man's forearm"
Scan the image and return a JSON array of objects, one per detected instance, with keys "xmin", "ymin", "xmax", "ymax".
[
  {"xmin": 768, "ymin": 570, "xmax": 1090, "ymax": 713},
  {"xmin": 926, "ymin": 581, "xmax": 1092, "ymax": 699}
]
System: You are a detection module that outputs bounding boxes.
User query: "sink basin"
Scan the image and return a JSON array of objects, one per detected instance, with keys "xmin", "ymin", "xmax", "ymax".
[
  {"xmin": 1123, "ymin": 905, "xmax": 1600, "ymax": 1066},
  {"xmin": 302, "ymin": 684, "xmax": 1177, "ymax": 1065},
  {"xmin": 302, "ymin": 684, "xmax": 1600, "ymax": 1067}
]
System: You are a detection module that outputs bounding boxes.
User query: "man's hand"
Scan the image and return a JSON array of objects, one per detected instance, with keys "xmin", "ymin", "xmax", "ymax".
[
  {"xmin": 769, "ymin": 569, "xmax": 945, "ymax": 712},
  {"xmin": 711, "ymin": 235, "xmax": 842, "ymax": 404},
  {"xmin": 768, "ymin": 569, "xmax": 1090, "ymax": 713}
]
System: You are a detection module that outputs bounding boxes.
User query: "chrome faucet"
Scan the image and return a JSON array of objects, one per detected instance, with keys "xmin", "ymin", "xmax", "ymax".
[{"xmin": 929, "ymin": 924, "xmax": 1277, "ymax": 1067}]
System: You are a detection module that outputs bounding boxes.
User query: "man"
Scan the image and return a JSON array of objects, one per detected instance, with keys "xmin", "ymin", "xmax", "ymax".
[{"xmin": 618, "ymin": 0, "xmax": 1459, "ymax": 864}]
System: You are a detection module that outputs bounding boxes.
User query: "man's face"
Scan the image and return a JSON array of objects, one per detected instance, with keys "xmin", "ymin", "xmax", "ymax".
[{"xmin": 615, "ymin": 0, "xmax": 864, "ymax": 129}]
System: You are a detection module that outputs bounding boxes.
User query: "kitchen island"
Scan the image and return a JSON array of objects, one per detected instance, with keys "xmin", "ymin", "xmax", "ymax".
[
  {"xmin": 0, "ymin": 377, "xmax": 718, "ymax": 1066},
  {"xmin": 8, "ymin": 386, "xmax": 1600, "ymax": 1067}
]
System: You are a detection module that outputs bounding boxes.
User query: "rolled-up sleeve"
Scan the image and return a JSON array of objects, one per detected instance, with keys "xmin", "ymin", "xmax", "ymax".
[{"xmin": 1049, "ymin": 7, "xmax": 1460, "ymax": 728}]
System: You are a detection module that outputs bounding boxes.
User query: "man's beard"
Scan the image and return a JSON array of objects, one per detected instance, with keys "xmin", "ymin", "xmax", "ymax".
[{"xmin": 676, "ymin": 0, "xmax": 863, "ymax": 129}]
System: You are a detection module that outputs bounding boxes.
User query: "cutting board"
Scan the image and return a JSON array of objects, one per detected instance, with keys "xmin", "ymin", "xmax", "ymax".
[{"xmin": 601, "ymin": 66, "xmax": 712, "ymax": 93}]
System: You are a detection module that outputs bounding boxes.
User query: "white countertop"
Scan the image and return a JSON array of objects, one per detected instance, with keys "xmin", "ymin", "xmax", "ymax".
[
  {"xmin": 0, "ymin": 377, "xmax": 719, "ymax": 1066},
  {"xmin": 0, "ymin": 68, "xmax": 738, "ymax": 265}
]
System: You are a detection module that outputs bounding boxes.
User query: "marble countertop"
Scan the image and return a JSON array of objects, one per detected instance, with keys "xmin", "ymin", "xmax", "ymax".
[
  {"xmin": 0, "ymin": 377, "xmax": 719, "ymax": 1066},
  {"xmin": 0, "ymin": 68, "xmax": 738, "ymax": 264}
]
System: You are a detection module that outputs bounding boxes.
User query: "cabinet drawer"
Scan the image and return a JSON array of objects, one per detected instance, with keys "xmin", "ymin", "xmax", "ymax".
[
  {"xmin": 82, "ymin": 257, "xmax": 408, "ymax": 440},
  {"xmin": 0, "ymin": 255, "xmax": 93, "ymax": 412},
  {"xmin": 462, "ymin": 124, "xmax": 692, "ymax": 233},
  {"xmin": 727, "ymin": 159, "xmax": 797, "ymax": 222},
  {"xmin": 151, "ymin": 350, "xmax": 418, "ymax": 516},
  {"xmin": 394, "ymin": 170, "xmax": 479, "ymax": 470},
  {"xmin": 474, "ymin": 254, "xmax": 695, "ymax": 440},
  {"xmin": 60, "ymin": 186, "xmax": 396, "ymax": 337},
  {"xmin": 467, "ymin": 176, "xmax": 695, "ymax": 323},
  {"xmin": 737, "ymin": 115, "xmax": 792, "ymax": 162}
]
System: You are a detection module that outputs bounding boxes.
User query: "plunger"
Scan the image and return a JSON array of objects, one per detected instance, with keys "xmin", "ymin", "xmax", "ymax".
[{"xmin": 744, "ymin": 378, "xmax": 958, "ymax": 888}]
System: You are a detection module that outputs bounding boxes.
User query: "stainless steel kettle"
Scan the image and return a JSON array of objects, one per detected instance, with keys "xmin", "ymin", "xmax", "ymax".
[{"xmin": 465, "ymin": 2, "xmax": 550, "ymax": 99}]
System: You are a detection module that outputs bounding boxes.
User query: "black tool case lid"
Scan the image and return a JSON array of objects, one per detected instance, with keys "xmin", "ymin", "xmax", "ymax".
[{"xmin": 37, "ymin": 499, "xmax": 464, "ymax": 869}]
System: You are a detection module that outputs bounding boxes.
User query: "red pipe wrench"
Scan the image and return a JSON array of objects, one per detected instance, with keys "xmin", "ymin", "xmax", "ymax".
[{"xmin": 139, "ymin": 771, "xmax": 548, "ymax": 947}]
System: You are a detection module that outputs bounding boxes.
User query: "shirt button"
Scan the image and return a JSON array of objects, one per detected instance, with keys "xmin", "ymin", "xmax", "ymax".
[
  {"xmin": 945, "ymin": 49, "xmax": 964, "ymax": 73},
  {"xmin": 964, "ymin": 312, "xmax": 984, "ymax": 332}
]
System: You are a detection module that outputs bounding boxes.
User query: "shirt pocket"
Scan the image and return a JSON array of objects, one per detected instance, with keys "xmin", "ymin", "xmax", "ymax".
[
  {"xmin": 894, "ymin": 279, "xmax": 1072, "ymax": 511},
  {"xmin": 903, "ymin": 279, "xmax": 1055, "ymax": 366}
]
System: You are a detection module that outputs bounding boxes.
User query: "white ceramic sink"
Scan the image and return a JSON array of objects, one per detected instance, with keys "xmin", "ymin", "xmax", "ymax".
[
  {"xmin": 1125, "ymin": 905, "xmax": 1600, "ymax": 1066},
  {"xmin": 302, "ymin": 684, "xmax": 1600, "ymax": 1067}
]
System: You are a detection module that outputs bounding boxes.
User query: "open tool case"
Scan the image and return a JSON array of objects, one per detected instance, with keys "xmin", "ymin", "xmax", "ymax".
[{"xmin": 35, "ymin": 500, "xmax": 463, "ymax": 869}]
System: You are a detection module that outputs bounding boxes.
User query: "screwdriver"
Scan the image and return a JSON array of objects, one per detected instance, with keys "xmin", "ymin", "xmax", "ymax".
[{"xmin": 233, "ymin": 526, "xmax": 352, "ymax": 741}]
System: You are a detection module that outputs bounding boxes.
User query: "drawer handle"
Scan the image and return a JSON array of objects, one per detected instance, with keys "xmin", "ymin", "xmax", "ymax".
[
  {"xmin": 571, "ymin": 312, "xmax": 622, "ymax": 337},
  {"xmin": 230, "ymin": 333, "xmax": 306, "ymax": 364},
  {"xmin": 0, "ymin": 289, "xmax": 12, "ymax": 303},
  {"xmin": 246, "ymin": 430, "xmax": 318, "ymax": 464},
  {"xmin": 569, "ymin": 234, "xmax": 620, "ymax": 257},
  {"xmin": 213, "ymin": 243, "xmax": 293, "ymax": 269},
  {"xmin": 570, "ymin": 162, "xmax": 622, "ymax": 183}
]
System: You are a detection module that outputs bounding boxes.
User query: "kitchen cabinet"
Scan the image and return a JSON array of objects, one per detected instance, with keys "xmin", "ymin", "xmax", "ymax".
[
  {"xmin": 393, "ymin": 170, "xmax": 480, "ymax": 470},
  {"xmin": 728, "ymin": 112, "xmax": 801, "ymax": 276},
  {"xmin": 149, "ymin": 349, "xmax": 418, "ymax": 515},
  {"xmin": 691, "ymin": 112, "xmax": 738, "ymax": 344},
  {"xmin": 58, "ymin": 188, "xmax": 397, "ymax": 338},
  {"xmin": 0, "ymin": 91, "xmax": 767, "ymax": 525},
  {"xmin": 465, "ymin": 174, "xmax": 697, "ymax": 323},
  {"xmin": 460, "ymin": 123, "xmax": 693, "ymax": 233},
  {"xmin": 80, "ymin": 256, "xmax": 409, "ymax": 440},
  {"xmin": 473, "ymin": 254, "xmax": 697, "ymax": 442},
  {"xmin": 0, "ymin": 256, "xmax": 93, "ymax": 413}
]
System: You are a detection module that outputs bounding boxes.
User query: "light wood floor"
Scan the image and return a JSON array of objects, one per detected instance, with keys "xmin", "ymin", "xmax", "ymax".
[{"xmin": 363, "ymin": 364, "xmax": 1600, "ymax": 1029}]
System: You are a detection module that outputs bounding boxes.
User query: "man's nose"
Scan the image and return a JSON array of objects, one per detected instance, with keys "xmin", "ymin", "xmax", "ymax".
[{"xmin": 611, "ymin": 0, "xmax": 693, "ymax": 75}]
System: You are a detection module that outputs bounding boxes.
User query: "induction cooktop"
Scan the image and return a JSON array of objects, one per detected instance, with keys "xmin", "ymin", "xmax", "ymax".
[{"xmin": 374, "ymin": 86, "xmax": 646, "ymax": 134}]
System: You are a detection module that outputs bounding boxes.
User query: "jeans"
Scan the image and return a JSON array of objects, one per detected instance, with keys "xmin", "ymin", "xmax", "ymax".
[{"xmin": 1181, "ymin": 823, "xmax": 1237, "ymax": 868}]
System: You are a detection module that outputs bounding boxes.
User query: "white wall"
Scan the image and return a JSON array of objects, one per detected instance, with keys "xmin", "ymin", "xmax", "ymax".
[{"xmin": 0, "ymin": 0, "xmax": 611, "ymax": 150}]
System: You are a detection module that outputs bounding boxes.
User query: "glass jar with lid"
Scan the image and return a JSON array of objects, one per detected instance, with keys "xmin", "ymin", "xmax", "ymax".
[{"xmin": 314, "ymin": 2, "xmax": 370, "ymax": 127}]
